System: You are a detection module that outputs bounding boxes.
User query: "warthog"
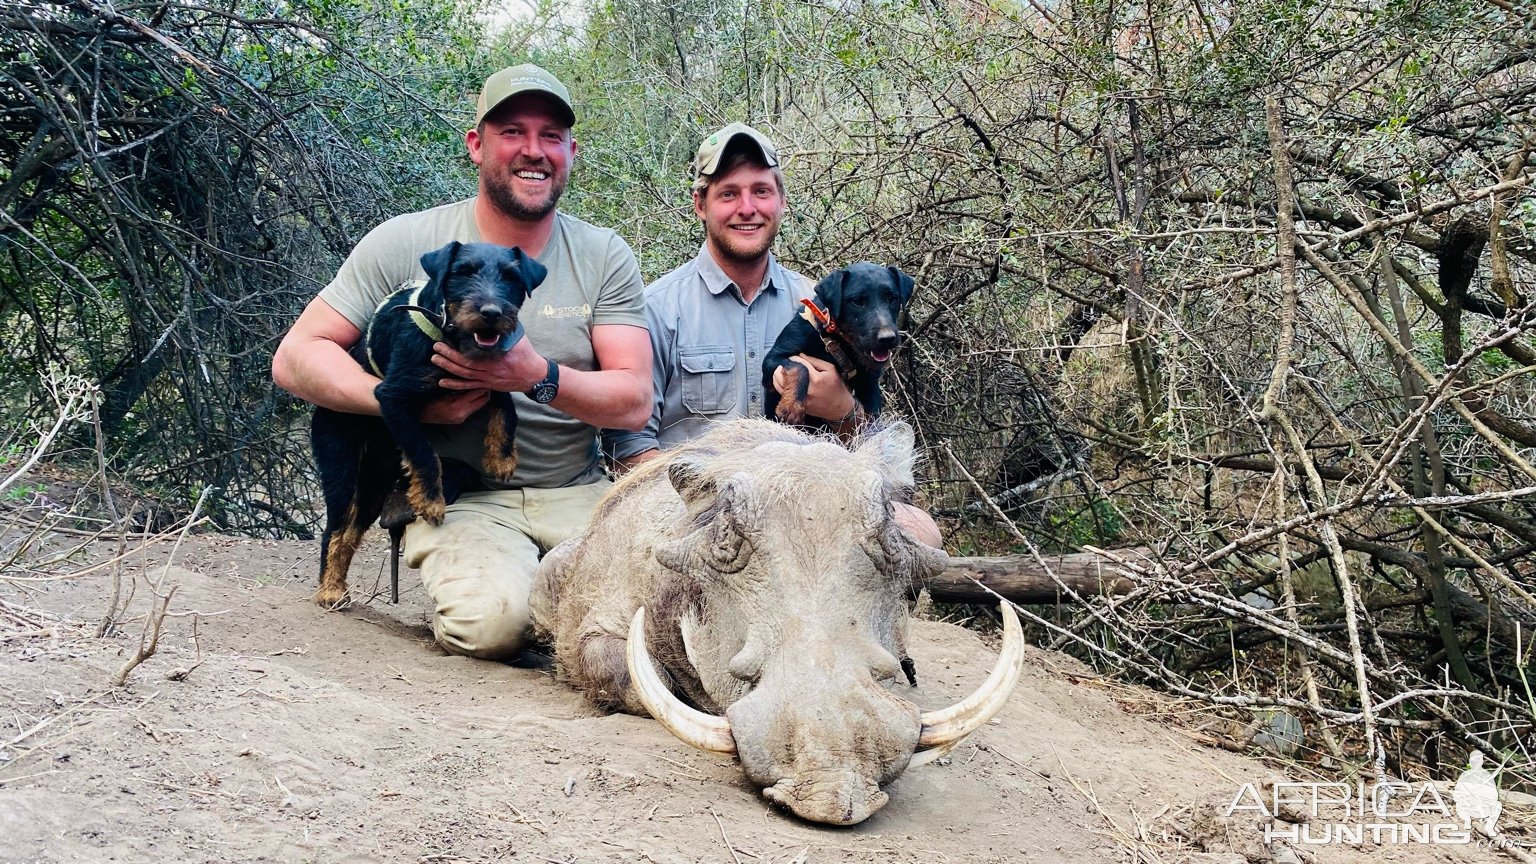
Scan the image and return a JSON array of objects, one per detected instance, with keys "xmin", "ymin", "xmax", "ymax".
[{"xmin": 529, "ymin": 418, "xmax": 1024, "ymax": 825}]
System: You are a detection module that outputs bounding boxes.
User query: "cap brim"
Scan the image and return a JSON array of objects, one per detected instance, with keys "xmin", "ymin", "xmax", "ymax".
[
  {"xmin": 479, "ymin": 88, "xmax": 576, "ymax": 127},
  {"xmin": 698, "ymin": 132, "xmax": 777, "ymax": 176}
]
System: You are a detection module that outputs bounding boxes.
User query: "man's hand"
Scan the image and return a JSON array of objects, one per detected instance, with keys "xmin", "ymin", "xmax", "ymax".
[
  {"xmin": 419, "ymin": 389, "xmax": 491, "ymax": 425},
  {"xmin": 613, "ymin": 448, "xmax": 660, "ymax": 476},
  {"xmin": 773, "ymin": 353, "xmax": 856, "ymax": 421},
  {"xmin": 431, "ymin": 338, "xmax": 548, "ymax": 394}
]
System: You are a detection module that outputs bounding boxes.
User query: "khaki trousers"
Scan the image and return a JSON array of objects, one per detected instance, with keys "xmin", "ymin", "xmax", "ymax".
[{"xmin": 402, "ymin": 480, "xmax": 610, "ymax": 660}]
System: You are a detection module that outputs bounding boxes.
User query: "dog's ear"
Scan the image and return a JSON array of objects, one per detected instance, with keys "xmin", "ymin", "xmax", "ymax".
[
  {"xmin": 508, "ymin": 247, "xmax": 548, "ymax": 295},
  {"xmin": 888, "ymin": 266, "xmax": 915, "ymax": 306},
  {"xmin": 817, "ymin": 268, "xmax": 850, "ymax": 320},
  {"xmin": 419, "ymin": 241, "xmax": 461, "ymax": 285}
]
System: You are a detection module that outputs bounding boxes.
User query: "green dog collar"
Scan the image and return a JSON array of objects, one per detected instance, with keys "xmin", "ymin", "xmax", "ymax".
[{"xmin": 363, "ymin": 281, "xmax": 440, "ymax": 377}]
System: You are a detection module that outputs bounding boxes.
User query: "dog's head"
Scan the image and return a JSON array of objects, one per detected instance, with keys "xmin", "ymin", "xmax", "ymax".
[
  {"xmin": 815, "ymin": 262, "xmax": 915, "ymax": 372},
  {"xmin": 419, "ymin": 241, "xmax": 546, "ymax": 359}
]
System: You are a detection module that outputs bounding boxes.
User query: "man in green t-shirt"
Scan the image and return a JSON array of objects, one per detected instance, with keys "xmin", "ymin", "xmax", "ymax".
[{"xmin": 273, "ymin": 64, "xmax": 651, "ymax": 660}]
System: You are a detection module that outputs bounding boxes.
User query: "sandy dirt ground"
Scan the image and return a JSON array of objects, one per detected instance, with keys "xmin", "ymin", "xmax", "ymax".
[{"xmin": 0, "ymin": 530, "xmax": 1516, "ymax": 863}]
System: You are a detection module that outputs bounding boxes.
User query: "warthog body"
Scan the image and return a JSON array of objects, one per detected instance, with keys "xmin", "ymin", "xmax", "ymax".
[{"xmin": 529, "ymin": 419, "xmax": 1023, "ymax": 825}]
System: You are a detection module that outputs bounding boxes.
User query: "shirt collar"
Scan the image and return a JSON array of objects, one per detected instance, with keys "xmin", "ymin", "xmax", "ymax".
[{"xmin": 695, "ymin": 243, "xmax": 785, "ymax": 298}]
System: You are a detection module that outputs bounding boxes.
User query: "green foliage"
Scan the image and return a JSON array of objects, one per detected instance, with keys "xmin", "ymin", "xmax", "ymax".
[
  {"xmin": 3, "ymin": 483, "xmax": 44, "ymax": 503},
  {"xmin": 0, "ymin": 0, "xmax": 491, "ymax": 535},
  {"xmin": 1043, "ymin": 497, "xmax": 1126, "ymax": 548}
]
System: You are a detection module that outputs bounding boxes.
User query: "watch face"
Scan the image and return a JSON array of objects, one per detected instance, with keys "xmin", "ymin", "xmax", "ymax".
[{"xmin": 528, "ymin": 358, "xmax": 559, "ymax": 403}]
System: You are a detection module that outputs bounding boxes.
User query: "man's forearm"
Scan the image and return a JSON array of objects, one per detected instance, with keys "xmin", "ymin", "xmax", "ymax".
[
  {"xmin": 273, "ymin": 334, "xmax": 382, "ymax": 416},
  {"xmin": 547, "ymin": 366, "xmax": 651, "ymax": 431},
  {"xmin": 428, "ymin": 323, "xmax": 652, "ymax": 430}
]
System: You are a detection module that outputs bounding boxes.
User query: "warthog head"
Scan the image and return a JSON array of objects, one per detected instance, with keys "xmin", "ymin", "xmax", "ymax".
[{"xmin": 616, "ymin": 421, "xmax": 1024, "ymax": 825}]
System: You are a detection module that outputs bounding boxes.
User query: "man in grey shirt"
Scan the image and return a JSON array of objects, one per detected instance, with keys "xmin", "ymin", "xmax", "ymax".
[
  {"xmin": 606, "ymin": 124, "xmax": 940, "ymax": 546},
  {"xmin": 274, "ymin": 65, "xmax": 651, "ymax": 659}
]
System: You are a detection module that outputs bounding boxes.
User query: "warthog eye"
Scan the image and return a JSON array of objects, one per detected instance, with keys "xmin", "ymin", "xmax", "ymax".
[
  {"xmin": 704, "ymin": 517, "xmax": 751, "ymax": 573},
  {"xmin": 655, "ymin": 514, "xmax": 753, "ymax": 577}
]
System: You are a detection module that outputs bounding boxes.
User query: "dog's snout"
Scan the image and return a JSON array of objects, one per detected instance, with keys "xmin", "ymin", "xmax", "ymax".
[
  {"xmin": 478, "ymin": 303, "xmax": 504, "ymax": 321},
  {"xmin": 875, "ymin": 330, "xmax": 899, "ymax": 350}
]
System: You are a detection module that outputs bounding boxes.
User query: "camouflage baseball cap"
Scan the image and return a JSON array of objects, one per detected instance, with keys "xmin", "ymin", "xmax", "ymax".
[
  {"xmin": 691, "ymin": 123, "xmax": 779, "ymax": 178},
  {"xmin": 477, "ymin": 64, "xmax": 575, "ymax": 126}
]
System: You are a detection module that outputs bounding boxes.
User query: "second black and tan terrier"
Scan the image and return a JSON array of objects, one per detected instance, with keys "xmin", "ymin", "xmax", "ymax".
[{"xmin": 762, "ymin": 262, "xmax": 914, "ymax": 429}]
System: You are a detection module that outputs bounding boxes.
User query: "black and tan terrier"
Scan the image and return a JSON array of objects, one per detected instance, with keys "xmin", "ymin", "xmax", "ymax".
[
  {"xmin": 762, "ymin": 262, "xmax": 915, "ymax": 429},
  {"xmin": 310, "ymin": 241, "xmax": 545, "ymax": 608}
]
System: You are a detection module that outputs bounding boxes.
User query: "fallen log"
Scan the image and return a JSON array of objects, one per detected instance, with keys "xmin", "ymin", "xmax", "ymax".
[{"xmin": 922, "ymin": 547, "xmax": 1153, "ymax": 604}]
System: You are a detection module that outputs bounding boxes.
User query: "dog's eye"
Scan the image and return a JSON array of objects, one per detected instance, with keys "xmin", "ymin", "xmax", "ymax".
[
  {"xmin": 452, "ymin": 262, "xmax": 481, "ymax": 276},
  {"xmin": 851, "ymin": 295, "xmax": 868, "ymax": 307}
]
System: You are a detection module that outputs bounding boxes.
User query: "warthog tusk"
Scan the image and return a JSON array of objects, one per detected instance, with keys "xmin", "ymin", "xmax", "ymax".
[
  {"xmin": 912, "ymin": 601, "xmax": 1024, "ymax": 764},
  {"xmin": 626, "ymin": 608, "xmax": 737, "ymax": 755}
]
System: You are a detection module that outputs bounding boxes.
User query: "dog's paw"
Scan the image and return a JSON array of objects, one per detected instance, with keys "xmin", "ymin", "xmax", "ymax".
[
  {"xmin": 416, "ymin": 498, "xmax": 446, "ymax": 526},
  {"xmin": 415, "ymin": 496, "xmax": 446, "ymax": 526},
  {"xmin": 482, "ymin": 449, "xmax": 518, "ymax": 481},
  {"xmin": 775, "ymin": 401, "xmax": 806, "ymax": 426},
  {"xmin": 314, "ymin": 586, "xmax": 349, "ymax": 609},
  {"xmin": 407, "ymin": 476, "xmax": 447, "ymax": 526}
]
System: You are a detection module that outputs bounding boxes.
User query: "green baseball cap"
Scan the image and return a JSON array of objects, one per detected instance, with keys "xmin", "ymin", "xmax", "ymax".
[
  {"xmin": 477, "ymin": 64, "xmax": 575, "ymax": 127},
  {"xmin": 691, "ymin": 123, "xmax": 779, "ymax": 179}
]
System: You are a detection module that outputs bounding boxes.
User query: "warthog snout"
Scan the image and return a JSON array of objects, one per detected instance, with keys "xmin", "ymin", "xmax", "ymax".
[
  {"xmin": 625, "ymin": 601, "xmax": 1026, "ymax": 823},
  {"xmin": 762, "ymin": 770, "xmax": 888, "ymax": 826}
]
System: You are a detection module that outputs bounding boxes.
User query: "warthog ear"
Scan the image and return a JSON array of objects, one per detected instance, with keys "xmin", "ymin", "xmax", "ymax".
[{"xmin": 855, "ymin": 421, "xmax": 916, "ymax": 489}]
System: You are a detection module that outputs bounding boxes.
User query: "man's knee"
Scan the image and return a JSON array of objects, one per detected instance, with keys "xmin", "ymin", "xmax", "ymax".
[
  {"xmin": 432, "ymin": 592, "xmax": 532, "ymax": 660},
  {"xmin": 895, "ymin": 502, "xmax": 942, "ymax": 548},
  {"xmin": 404, "ymin": 501, "xmax": 540, "ymax": 660}
]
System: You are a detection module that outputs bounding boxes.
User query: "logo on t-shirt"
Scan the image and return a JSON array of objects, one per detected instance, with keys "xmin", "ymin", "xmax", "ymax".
[{"xmin": 540, "ymin": 302, "xmax": 591, "ymax": 320}]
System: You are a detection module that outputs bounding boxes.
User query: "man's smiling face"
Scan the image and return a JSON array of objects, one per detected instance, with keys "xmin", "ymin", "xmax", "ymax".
[
  {"xmin": 695, "ymin": 161, "xmax": 785, "ymax": 267},
  {"xmin": 469, "ymin": 94, "xmax": 576, "ymax": 221}
]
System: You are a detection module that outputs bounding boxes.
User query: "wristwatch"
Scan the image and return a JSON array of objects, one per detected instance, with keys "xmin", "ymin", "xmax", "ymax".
[{"xmin": 527, "ymin": 358, "xmax": 560, "ymax": 404}]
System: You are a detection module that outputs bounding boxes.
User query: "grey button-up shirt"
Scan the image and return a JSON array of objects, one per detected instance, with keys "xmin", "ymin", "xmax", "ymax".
[{"xmin": 605, "ymin": 246, "xmax": 814, "ymax": 460}]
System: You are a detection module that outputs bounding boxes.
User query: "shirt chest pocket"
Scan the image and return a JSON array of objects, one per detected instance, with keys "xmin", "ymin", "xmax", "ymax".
[{"xmin": 678, "ymin": 345, "xmax": 737, "ymax": 415}]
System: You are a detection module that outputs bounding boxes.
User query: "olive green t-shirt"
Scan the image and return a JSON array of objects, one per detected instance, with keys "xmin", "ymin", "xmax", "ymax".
[{"xmin": 318, "ymin": 198, "xmax": 646, "ymax": 489}]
